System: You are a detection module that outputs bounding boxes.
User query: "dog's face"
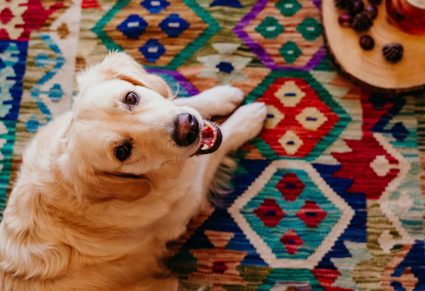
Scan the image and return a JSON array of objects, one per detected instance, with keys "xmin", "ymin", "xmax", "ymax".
[{"xmin": 68, "ymin": 53, "xmax": 221, "ymax": 179}]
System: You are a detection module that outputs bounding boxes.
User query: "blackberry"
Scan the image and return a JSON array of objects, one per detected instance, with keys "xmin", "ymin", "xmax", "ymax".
[
  {"xmin": 382, "ymin": 43, "xmax": 404, "ymax": 63},
  {"xmin": 349, "ymin": 0, "xmax": 365, "ymax": 15},
  {"xmin": 352, "ymin": 11, "xmax": 373, "ymax": 31},
  {"xmin": 359, "ymin": 35, "xmax": 375, "ymax": 50},
  {"xmin": 366, "ymin": 4, "xmax": 378, "ymax": 19},
  {"xmin": 338, "ymin": 13, "xmax": 353, "ymax": 26}
]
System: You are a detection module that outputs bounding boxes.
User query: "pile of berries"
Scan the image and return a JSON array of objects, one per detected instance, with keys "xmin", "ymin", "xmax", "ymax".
[
  {"xmin": 335, "ymin": 0, "xmax": 403, "ymax": 63},
  {"xmin": 336, "ymin": 0, "xmax": 379, "ymax": 31}
]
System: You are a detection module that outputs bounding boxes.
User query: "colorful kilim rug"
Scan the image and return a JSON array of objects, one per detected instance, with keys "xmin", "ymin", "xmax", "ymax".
[{"xmin": 1, "ymin": 0, "xmax": 425, "ymax": 290}]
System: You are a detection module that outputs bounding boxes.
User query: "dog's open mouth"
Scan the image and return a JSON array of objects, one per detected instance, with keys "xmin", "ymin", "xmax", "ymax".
[{"xmin": 196, "ymin": 120, "xmax": 222, "ymax": 155}]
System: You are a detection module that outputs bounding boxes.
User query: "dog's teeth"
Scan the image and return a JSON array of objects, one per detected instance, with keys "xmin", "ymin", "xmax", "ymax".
[{"xmin": 201, "ymin": 144, "xmax": 209, "ymax": 150}]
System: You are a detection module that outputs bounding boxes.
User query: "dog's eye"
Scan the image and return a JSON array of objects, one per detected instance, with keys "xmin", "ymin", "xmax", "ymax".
[
  {"xmin": 123, "ymin": 91, "xmax": 139, "ymax": 105},
  {"xmin": 115, "ymin": 142, "xmax": 132, "ymax": 161}
]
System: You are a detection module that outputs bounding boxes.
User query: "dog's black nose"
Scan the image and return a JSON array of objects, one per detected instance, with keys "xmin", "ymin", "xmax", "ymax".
[{"xmin": 173, "ymin": 112, "xmax": 200, "ymax": 146}]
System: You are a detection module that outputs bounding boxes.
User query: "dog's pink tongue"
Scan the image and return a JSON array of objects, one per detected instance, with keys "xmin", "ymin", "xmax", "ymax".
[
  {"xmin": 201, "ymin": 125, "xmax": 214, "ymax": 146},
  {"xmin": 197, "ymin": 121, "xmax": 222, "ymax": 155}
]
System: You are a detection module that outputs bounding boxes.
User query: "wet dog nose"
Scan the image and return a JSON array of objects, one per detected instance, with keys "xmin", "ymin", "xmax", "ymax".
[{"xmin": 173, "ymin": 112, "xmax": 200, "ymax": 146}]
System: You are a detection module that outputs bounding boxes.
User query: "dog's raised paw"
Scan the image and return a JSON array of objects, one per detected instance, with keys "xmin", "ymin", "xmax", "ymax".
[
  {"xmin": 222, "ymin": 102, "xmax": 267, "ymax": 150},
  {"xmin": 200, "ymin": 85, "xmax": 245, "ymax": 116}
]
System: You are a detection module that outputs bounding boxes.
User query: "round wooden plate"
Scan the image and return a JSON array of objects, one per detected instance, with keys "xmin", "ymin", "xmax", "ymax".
[{"xmin": 322, "ymin": 0, "xmax": 425, "ymax": 94}]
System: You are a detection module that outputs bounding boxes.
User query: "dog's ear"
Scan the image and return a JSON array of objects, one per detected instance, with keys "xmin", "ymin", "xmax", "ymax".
[
  {"xmin": 85, "ymin": 171, "xmax": 152, "ymax": 203},
  {"xmin": 57, "ymin": 151, "xmax": 152, "ymax": 203},
  {"xmin": 77, "ymin": 52, "xmax": 171, "ymax": 98}
]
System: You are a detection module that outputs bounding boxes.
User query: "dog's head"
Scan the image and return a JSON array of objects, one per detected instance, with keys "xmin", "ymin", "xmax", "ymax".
[{"xmin": 62, "ymin": 53, "xmax": 221, "ymax": 200}]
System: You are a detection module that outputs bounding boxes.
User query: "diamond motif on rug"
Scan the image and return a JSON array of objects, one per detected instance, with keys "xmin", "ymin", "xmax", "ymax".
[
  {"xmin": 159, "ymin": 13, "xmax": 189, "ymax": 37},
  {"xmin": 140, "ymin": 0, "xmax": 170, "ymax": 14},
  {"xmin": 297, "ymin": 17, "xmax": 322, "ymax": 41},
  {"xmin": 280, "ymin": 229, "xmax": 303, "ymax": 255},
  {"xmin": 230, "ymin": 160, "xmax": 354, "ymax": 268},
  {"xmin": 117, "ymin": 14, "xmax": 148, "ymax": 39},
  {"xmin": 255, "ymin": 16, "xmax": 284, "ymax": 39},
  {"xmin": 296, "ymin": 200, "xmax": 327, "ymax": 228},
  {"xmin": 234, "ymin": 0, "xmax": 325, "ymax": 69},
  {"xmin": 139, "ymin": 39, "xmax": 165, "ymax": 62},
  {"xmin": 275, "ymin": 0, "xmax": 302, "ymax": 17},
  {"xmin": 93, "ymin": 0, "xmax": 219, "ymax": 68},
  {"xmin": 279, "ymin": 41, "xmax": 302, "ymax": 64},
  {"xmin": 265, "ymin": 105, "xmax": 285, "ymax": 129},
  {"xmin": 278, "ymin": 130, "xmax": 303, "ymax": 156},
  {"xmin": 274, "ymin": 80, "xmax": 305, "ymax": 107},
  {"xmin": 296, "ymin": 107, "xmax": 327, "ymax": 131},
  {"xmin": 254, "ymin": 198, "xmax": 285, "ymax": 227},
  {"xmin": 276, "ymin": 172, "xmax": 305, "ymax": 201},
  {"xmin": 247, "ymin": 71, "xmax": 350, "ymax": 160}
]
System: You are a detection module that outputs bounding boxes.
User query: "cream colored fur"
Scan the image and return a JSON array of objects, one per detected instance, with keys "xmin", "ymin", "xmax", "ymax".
[{"xmin": 0, "ymin": 52, "xmax": 267, "ymax": 291}]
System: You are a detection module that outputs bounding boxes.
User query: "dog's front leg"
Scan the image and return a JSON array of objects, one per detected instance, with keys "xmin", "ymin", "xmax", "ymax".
[
  {"xmin": 173, "ymin": 85, "xmax": 244, "ymax": 117},
  {"xmin": 199, "ymin": 102, "xmax": 267, "ymax": 190}
]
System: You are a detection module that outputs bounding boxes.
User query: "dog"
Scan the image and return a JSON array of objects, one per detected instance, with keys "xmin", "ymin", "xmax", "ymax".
[{"xmin": 0, "ymin": 52, "xmax": 267, "ymax": 290}]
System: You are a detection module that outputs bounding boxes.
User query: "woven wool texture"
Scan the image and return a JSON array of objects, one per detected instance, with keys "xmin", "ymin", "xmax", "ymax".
[{"xmin": 1, "ymin": 0, "xmax": 425, "ymax": 290}]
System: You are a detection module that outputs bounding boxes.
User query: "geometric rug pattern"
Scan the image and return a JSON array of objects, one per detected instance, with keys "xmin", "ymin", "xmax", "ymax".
[{"xmin": 1, "ymin": 0, "xmax": 425, "ymax": 290}]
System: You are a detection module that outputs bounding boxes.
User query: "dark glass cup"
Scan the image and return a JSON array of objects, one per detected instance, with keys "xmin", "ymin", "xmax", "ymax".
[{"xmin": 386, "ymin": 0, "xmax": 425, "ymax": 34}]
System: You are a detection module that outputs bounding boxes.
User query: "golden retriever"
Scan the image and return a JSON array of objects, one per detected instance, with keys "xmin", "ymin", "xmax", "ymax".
[{"xmin": 0, "ymin": 52, "xmax": 266, "ymax": 290}]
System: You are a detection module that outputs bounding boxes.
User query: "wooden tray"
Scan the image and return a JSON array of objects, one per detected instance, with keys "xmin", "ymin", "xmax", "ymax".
[{"xmin": 322, "ymin": 0, "xmax": 425, "ymax": 94}]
